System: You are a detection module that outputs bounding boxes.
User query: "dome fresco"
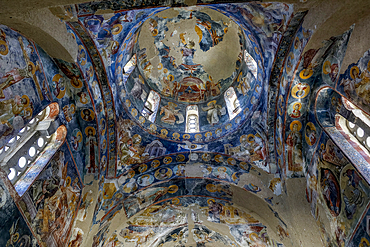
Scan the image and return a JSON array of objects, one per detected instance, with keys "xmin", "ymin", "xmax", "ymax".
[
  {"xmin": 117, "ymin": 7, "xmax": 264, "ymax": 141},
  {"xmin": 136, "ymin": 8, "xmax": 243, "ymax": 103}
]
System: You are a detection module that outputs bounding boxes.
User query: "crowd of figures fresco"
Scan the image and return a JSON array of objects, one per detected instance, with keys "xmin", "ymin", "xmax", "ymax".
[{"xmin": 1, "ymin": 0, "xmax": 370, "ymax": 246}]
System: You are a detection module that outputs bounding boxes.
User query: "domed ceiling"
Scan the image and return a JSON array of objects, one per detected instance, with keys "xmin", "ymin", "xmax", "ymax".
[
  {"xmin": 117, "ymin": 7, "xmax": 263, "ymax": 142},
  {"xmin": 136, "ymin": 8, "xmax": 242, "ymax": 103}
]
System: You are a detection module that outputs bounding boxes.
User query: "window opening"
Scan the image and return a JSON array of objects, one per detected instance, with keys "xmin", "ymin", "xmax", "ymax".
[
  {"xmin": 186, "ymin": 105, "xmax": 200, "ymax": 133},
  {"xmin": 141, "ymin": 90, "xmax": 160, "ymax": 122},
  {"xmin": 0, "ymin": 103, "xmax": 61, "ymax": 185},
  {"xmin": 244, "ymin": 50, "xmax": 258, "ymax": 79},
  {"xmin": 123, "ymin": 54, "xmax": 136, "ymax": 76},
  {"xmin": 224, "ymin": 87, "xmax": 241, "ymax": 120},
  {"xmin": 337, "ymin": 97, "xmax": 370, "ymax": 153}
]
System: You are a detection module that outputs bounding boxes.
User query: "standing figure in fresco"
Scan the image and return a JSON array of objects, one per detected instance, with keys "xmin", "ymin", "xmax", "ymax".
[
  {"xmin": 202, "ymin": 101, "xmax": 222, "ymax": 125},
  {"xmin": 343, "ymin": 169, "xmax": 365, "ymax": 219},
  {"xmin": 160, "ymin": 102, "xmax": 184, "ymax": 125},
  {"xmin": 85, "ymin": 127, "xmax": 98, "ymax": 174},
  {"xmin": 286, "ymin": 122, "xmax": 303, "ymax": 174},
  {"xmin": 320, "ymin": 169, "xmax": 341, "ymax": 216}
]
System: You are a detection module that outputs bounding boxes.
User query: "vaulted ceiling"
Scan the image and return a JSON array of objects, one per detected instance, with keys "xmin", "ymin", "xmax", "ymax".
[{"xmin": 1, "ymin": 0, "xmax": 370, "ymax": 247}]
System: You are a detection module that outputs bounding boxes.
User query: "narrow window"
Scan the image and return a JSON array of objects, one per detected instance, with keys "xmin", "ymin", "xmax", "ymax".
[
  {"xmin": 186, "ymin": 105, "xmax": 199, "ymax": 133},
  {"xmin": 123, "ymin": 54, "xmax": 137, "ymax": 75},
  {"xmin": 224, "ymin": 87, "xmax": 241, "ymax": 120},
  {"xmin": 244, "ymin": 50, "xmax": 258, "ymax": 79},
  {"xmin": 142, "ymin": 90, "xmax": 160, "ymax": 122}
]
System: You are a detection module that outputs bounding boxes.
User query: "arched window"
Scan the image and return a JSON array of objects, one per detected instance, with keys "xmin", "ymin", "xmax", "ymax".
[
  {"xmin": 0, "ymin": 103, "xmax": 66, "ymax": 195},
  {"xmin": 244, "ymin": 50, "xmax": 258, "ymax": 79},
  {"xmin": 142, "ymin": 90, "xmax": 160, "ymax": 122},
  {"xmin": 224, "ymin": 87, "xmax": 241, "ymax": 120},
  {"xmin": 123, "ymin": 54, "xmax": 136, "ymax": 75},
  {"xmin": 186, "ymin": 105, "xmax": 199, "ymax": 133}
]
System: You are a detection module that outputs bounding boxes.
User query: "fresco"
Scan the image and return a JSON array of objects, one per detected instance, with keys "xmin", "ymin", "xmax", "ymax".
[
  {"xmin": 18, "ymin": 144, "xmax": 82, "ymax": 247},
  {"xmin": 0, "ymin": 176, "xmax": 39, "ymax": 247}
]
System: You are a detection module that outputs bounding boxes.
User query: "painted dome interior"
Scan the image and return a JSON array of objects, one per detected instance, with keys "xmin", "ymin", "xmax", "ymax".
[{"xmin": 0, "ymin": 1, "xmax": 370, "ymax": 247}]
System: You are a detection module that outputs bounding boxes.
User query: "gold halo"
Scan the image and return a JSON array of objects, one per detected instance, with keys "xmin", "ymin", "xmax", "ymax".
[
  {"xmin": 139, "ymin": 164, "xmax": 147, "ymax": 173},
  {"xmin": 167, "ymin": 74, "xmax": 174, "ymax": 81},
  {"xmin": 27, "ymin": 62, "xmax": 36, "ymax": 74},
  {"xmin": 81, "ymin": 108, "xmax": 95, "ymax": 121},
  {"xmin": 183, "ymin": 134, "xmax": 190, "ymax": 139},
  {"xmin": 13, "ymin": 232, "xmax": 19, "ymax": 243},
  {"xmin": 112, "ymin": 24, "xmax": 123, "ymax": 35},
  {"xmin": 350, "ymin": 66, "xmax": 360, "ymax": 79},
  {"xmin": 163, "ymin": 156, "xmax": 172, "ymax": 164},
  {"xmin": 227, "ymin": 158, "xmax": 236, "ymax": 165},
  {"xmin": 128, "ymin": 170, "xmax": 135, "ymax": 178},
  {"xmin": 292, "ymin": 102, "xmax": 302, "ymax": 110},
  {"xmin": 131, "ymin": 108, "xmax": 138, "ymax": 117},
  {"xmin": 151, "ymin": 160, "xmax": 160, "ymax": 168},
  {"xmin": 24, "ymin": 107, "xmax": 33, "ymax": 119},
  {"xmin": 207, "ymin": 198, "xmax": 216, "ymax": 204},
  {"xmin": 71, "ymin": 78, "xmax": 83, "ymax": 88},
  {"xmin": 291, "ymin": 83, "xmax": 310, "ymax": 99},
  {"xmin": 176, "ymin": 154, "xmax": 185, "ymax": 162},
  {"xmin": 247, "ymin": 134, "xmax": 255, "ymax": 143},
  {"xmin": 218, "ymin": 166, "xmax": 227, "ymax": 173},
  {"xmin": 290, "ymin": 120, "xmax": 302, "ymax": 131},
  {"xmin": 172, "ymin": 198, "xmax": 180, "ymax": 204},
  {"xmin": 0, "ymin": 40, "xmax": 8, "ymax": 56},
  {"xmin": 205, "ymin": 132, "xmax": 212, "ymax": 137},
  {"xmin": 294, "ymin": 37, "xmax": 300, "ymax": 49},
  {"xmin": 21, "ymin": 95, "xmax": 30, "ymax": 107},
  {"xmin": 65, "ymin": 176, "xmax": 72, "ymax": 187},
  {"xmin": 299, "ymin": 69, "xmax": 313, "ymax": 79},
  {"xmin": 232, "ymin": 172, "xmax": 239, "ymax": 181},
  {"xmin": 323, "ymin": 60, "xmax": 331, "ymax": 74},
  {"xmin": 125, "ymin": 99, "xmax": 131, "ymax": 107},
  {"xmin": 168, "ymin": 185, "xmax": 178, "ymax": 193},
  {"xmin": 152, "ymin": 29, "xmax": 158, "ymax": 36},
  {"xmin": 76, "ymin": 131, "xmax": 83, "ymax": 142},
  {"xmin": 207, "ymin": 100, "xmax": 217, "ymax": 107},
  {"xmin": 85, "ymin": 126, "xmax": 96, "ymax": 136},
  {"xmin": 206, "ymin": 184, "xmax": 217, "ymax": 192},
  {"xmin": 158, "ymin": 63, "xmax": 163, "ymax": 70}
]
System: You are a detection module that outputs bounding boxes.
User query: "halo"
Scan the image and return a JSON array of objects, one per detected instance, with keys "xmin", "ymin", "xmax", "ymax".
[
  {"xmin": 71, "ymin": 78, "xmax": 83, "ymax": 88},
  {"xmin": 290, "ymin": 120, "xmax": 302, "ymax": 131},
  {"xmin": 294, "ymin": 37, "xmax": 300, "ymax": 49},
  {"xmin": 218, "ymin": 166, "xmax": 227, "ymax": 172},
  {"xmin": 183, "ymin": 134, "xmax": 190, "ymax": 139},
  {"xmin": 207, "ymin": 198, "xmax": 216, "ymax": 204},
  {"xmin": 292, "ymin": 102, "xmax": 302, "ymax": 110},
  {"xmin": 151, "ymin": 160, "xmax": 160, "ymax": 168},
  {"xmin": 167, "ymin": 74, "xmax": 174, "ymax": 81},
  {"xmin": 350, "ymin": 66, "xmax": 360, "ymax": 79},
  {"xmin": 85, "ymin": 126, "xmax": 96, "ymax": 136},
  {"xmin": 163, "ymin": 156, "xmax": 172, "ymax": 164},
  {"xmin": 0, "ymin": 40, "xmax": 8, "ymax": 56},
  {"xmin": 118, "ymin": 54, "xmax": 123, "ymax": 63},
  {"xmin": 152, "ymin": 29, "xmax": 158, "ymax": 36},
  {"xmin": 205, "ymin": 132, "xmax": 212, "ymax": 137},
  {"xmin": 206, "ymin": 184, "xmax": 217, "ymax": 192},
  {"xmin": 76, "ymin": 131, "xmax": 83, "ymax": 142},
  {"xmin": 168, "ymin": 185, "xmax": 178, "ymax": 193},
  {"xmin": 139, "ymin": 164, "xmax": 147, "ymax": 173},
  {"xmin": 232, "ymin": 172, "xmax": 239, "ymax": 181},
  {"xmin": 291, "ymin": 83, "xmax": 310, "ymax": 99},
  {"xmin": 112, "ymin": 24, "xmax": 123, "ymax": 35},
  {"xmin": 299, "ymin": 69, "xmax": 313, "ymax": 79},
  {"xmin": 158, "ymin": 63, "xmax": 163, "ymax": 70},
  {"xmin": 66, "ymin": 176, "xmax": 72, "ymax": 187},
  {"xmin": 21, "ymin": 95, "xmax": 30, "ymax": 107},
  {"xmin": 207, "ymin": 100, "xmax": 217, "ymax": 107},
  {"xmin": 247, "ymin": 134, "xmax": 255, "ymax": 143},
  {"xmin": 323, "ymin": 60, "xmax": 331, "ymax": 74},
  {"xmin": 172, "ymin": 198, "xmax": 180, "ymax": 204},
  {"xmin": 13, "ymin": 232, "xmax": 19, "ymax": 243},
  {"xmin": 81, "ymin": 109, "xmax": 95, "ymax": 121}
]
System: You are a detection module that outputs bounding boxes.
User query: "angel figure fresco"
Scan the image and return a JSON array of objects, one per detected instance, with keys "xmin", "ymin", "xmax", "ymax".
[
  {"xmin": 286, "ymin": 121, "xmax": 303, "ymax": 174},
  {"xmin": 202, "ymin": 100, "xmax": 223, "ymax": 125},
  {"xmin": 160, "ymin": 102, "xmax": 184, "ymax": 125}
]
